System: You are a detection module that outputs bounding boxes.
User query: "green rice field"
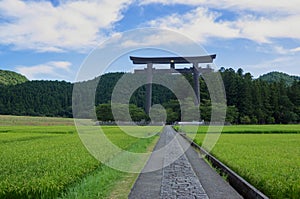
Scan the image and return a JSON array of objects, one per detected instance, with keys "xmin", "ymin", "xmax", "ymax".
[
  {"xmin": 1, "ymin": 115, "xmax": 299, "ymax": 198},
  {"xmin": 0, "ymin": 115, "xmax": 160, "ymax": 198},
  {"xmin": 180, "ymin": 124, "xmax": 300, "ymax": 198},
  {"xmin": 0, "ymin": 115, "xmax": 74, "ymax": 126},
  {"xmin": 177, "ymin": 124, "xmax": 300, "ymax": 134}
]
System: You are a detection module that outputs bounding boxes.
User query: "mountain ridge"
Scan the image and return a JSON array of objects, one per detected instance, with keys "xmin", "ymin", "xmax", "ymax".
[
  {"xmin": 259, "ymin": 71, "xmax": 299, "ymax": 85},
  {"xmin": 0, "ymin": 68, "xmax": 299, "ymax": 124},
  {"xmin": 0, "ymin": 69, "xmax": 28, "ymax": 85},
  {"xmin": 1, "ymin": 69, "xmax": 299, "ymax": 85}
]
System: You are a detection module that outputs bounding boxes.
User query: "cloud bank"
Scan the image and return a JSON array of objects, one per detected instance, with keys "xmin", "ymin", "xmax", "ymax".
[
  {"xmin": 0, "ymin": 0, "xmax": 299, "ymax": 55},
  {"xmin": 146, "ymin": 3, "xmax": 300, "ymax": 44},
  {"xmin": 16, "ymin": 61, "xmax": 72, "ymax": 80},
  {"xmin": 0, "ymin": 0, "xmax": 131, "ymax": 52}
]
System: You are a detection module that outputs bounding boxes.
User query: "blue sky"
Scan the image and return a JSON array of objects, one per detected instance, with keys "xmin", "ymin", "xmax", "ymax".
[{"xmin": 0, "ymin": 0, "xmax": 299, "ymax": 82}]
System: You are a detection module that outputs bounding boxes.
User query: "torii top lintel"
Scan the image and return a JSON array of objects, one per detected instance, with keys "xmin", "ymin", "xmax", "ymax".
[{"xmin": 130, "ymin": 54, "xmax": 216, "ymax": 65}]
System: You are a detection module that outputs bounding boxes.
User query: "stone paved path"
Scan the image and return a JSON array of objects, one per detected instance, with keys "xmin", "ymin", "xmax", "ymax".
[
  {"xmin": 128, "ymin": 126, "xmax": 242, "ymax": 199},
  {"xmin": 160, "ymin": 127, "xmax": 208, "ymax": 199}
]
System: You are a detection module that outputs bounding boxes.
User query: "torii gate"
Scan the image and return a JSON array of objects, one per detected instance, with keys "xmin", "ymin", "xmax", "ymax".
[{"xmin": 130, "ymin": 55, "xmax": 216, "ymax": 114}]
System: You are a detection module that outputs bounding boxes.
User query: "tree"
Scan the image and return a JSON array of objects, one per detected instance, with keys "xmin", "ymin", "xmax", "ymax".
[
  {"xmin": 0, "ymin": 69, "xmax": 299, "ymax": 124},
  {"xmin": 236, "ymin": 73, "xmax": 253, "ymax": 122},
  {"xmin": 240, "ymin": 116, "xmax": 251, "ymax": 124},
  {"xmin": 96, "ymin": 104, "xmax": 113, "ymax": 121},
  {"xmin": 200, "ymin": 99, "xmax": 211, "ymax": 122},
  {"xmin": 96, "ymin": 103, "xmax": 148, "ymax": 122},
  {"xmin": 166, "ymin": 108, "xmax": 179, "ymax": 124},
  {"xmin": 226, "ymin": 106, "xmax": 239, "ymax": 124},
  {"xmin": 129, "ymin": 104, "xmax": 148, "ymax": 122},
  {"xmin": 149, "ymin": 104, "xmax": 166, "ymax": 123}
]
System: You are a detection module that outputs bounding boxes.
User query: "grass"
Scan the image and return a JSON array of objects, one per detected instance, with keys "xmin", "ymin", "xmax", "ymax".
[
  {"xmin": 61, "ymin": 134, "xmax": 159, "ymax": 199},
  {"xmin": 0, "ymin": 118, "xmax": 161, "ymax": 199},
  {"xmin": 108, "ymin": 134, "xmax": 159, "ymax": 199},
  {"xmin": 176, "ymin": 124, "xmax": 300, "ymax": 135},
  {"xmin": 221, "ymin": 124, "xmax": 300, "ymax": 134},
  {"xmin": 0, "ymin": 115, "xmax": 74, "ymax": 126},
  {"xmin": 0, "ymin": 125, "xmax": 77, "ymax": 135},
  {"xmin": 181, "ymin": 124, "xmax": 300, "ymax": 198},
  {"xmin": 4, "ymin": 114, "xmax": 298, "ymax": 198},
  {"xmin": 0, "ymin": 129, "xmax": 98, "ymax": 198}
]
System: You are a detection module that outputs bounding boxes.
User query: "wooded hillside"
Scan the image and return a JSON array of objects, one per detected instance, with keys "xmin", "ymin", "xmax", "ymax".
[
  {"xmin": 0, "ymin": 70, "xmax": 28, "ymax": 85},
  {"xmin": 259, "ymin": 71, "xmax": 300, "ymax": 86},
  {"xmin": 0, "ymin": 69, "xmax": 299, "ymax": 124}
]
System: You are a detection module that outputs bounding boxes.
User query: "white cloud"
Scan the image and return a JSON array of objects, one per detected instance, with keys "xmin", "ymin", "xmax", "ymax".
[
  {"xmin": 147, "ymin": 8, "xmax": 239, "ymax": 44},
  {"xmin": 49, "ymin": 61, "xmax": 72, "ymax": 71},
  {"xmin": 0, "ymin": 0, "xmax": 131, "ymax": 52},
  {"xmin": 120, "ymin": 29, "xmax": 196, "ymax": 48},
  {"xmin": 145, "ymin": 6, "xmax": 300, "ymax": 44},
  {"xmin": 140, "ymin": 0, "xmax": 300, "ymax": 14},
  {"xmin": 245, "ymin": 56, "xmax": 300, "ymax": 77},
  {"xmin": 16, "ymin": 61, "xmax": 72, "ymax": 80},
  {"xmin": 290, "ymin": 47, "xmax": 300, "ymax": 52},
  {"xmin": 257, "ymin": 45, "xmax": 300, "ymax": 55},
  {"xmin": 273, "ymin": 46, "xmax": 290, "ymax": 55},
  {"xmin": 235, "ymin": 14, "xmax": 300, "ymax": 43}
]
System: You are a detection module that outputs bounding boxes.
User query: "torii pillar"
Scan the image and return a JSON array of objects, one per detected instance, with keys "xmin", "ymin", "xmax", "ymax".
[
  {"xmin": 193, "ymin": 62, "xmax": 200, "ymax": 106},
  {"xmin": 145, "ymin": 63, "xmax": 153, "ymax": 115}
]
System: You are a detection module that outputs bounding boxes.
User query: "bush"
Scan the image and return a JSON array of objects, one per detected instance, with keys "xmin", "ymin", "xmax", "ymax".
[{"xmin": 240, "ymin": 115, "xmax": 251, "ymax": 124}]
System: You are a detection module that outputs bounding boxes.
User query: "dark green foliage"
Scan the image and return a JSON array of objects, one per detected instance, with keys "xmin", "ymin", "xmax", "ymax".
[
  {"xmin": 199, "ymin": 99, "xmax": 211, "ymax": 122},
  {"xmin": 0, "ymin": 70, "xmax": 28, "ymax": 85},
  {"xmin": 163, "ymin": 99, "xmax": 181, "ymax": 123},
  {"xmin": 0, "ymin": 80, "xmax": 73, "ymax": 117},
  {"xmin": 220, "ymin": 68, "xmax": 300, "ymax": 124},
  {"xmin": 129, "ymin": 104, "xmax": 149, "ymax": 122},
  {"xmin": 95, "ymin": 72, "xmax": 125, "ymax": 105},
  {"xmin": 95, "ymin": 103, "xmax": 148, "ymax": 122},
  {"xmin": 96, "ymin": 104, "xmax": 114, "ymax": 121},
  {"xmin": 226, "ymin": 106, "xmax": 239, "ymax": 123},
  {"xmin": 0, "ymin": 69, "xmax": 299, "ymax": 124},
  {"xmin": 259, "ymin": 71, "xmax": 300, "ymax": 86}
]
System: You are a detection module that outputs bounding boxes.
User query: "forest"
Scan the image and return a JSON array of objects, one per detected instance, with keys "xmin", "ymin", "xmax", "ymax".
[
  {"xmin": 0, "ymin": 69, "xmax": 299, "ymax": 124},
  {"xmin": 0, "ymin": 69, "xmax": 28, "ymax": 85}
]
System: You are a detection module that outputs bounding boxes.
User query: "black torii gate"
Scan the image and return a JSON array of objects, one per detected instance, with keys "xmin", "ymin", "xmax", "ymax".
[{"xmin": 130, "ymin": 55, "xmax": 216, "ymax": 114}]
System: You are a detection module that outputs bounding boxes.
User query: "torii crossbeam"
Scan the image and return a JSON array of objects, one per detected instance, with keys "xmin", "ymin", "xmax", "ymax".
[{"xmin": 130, "ymin": 55, "xmax": 216, "ymax": 115}]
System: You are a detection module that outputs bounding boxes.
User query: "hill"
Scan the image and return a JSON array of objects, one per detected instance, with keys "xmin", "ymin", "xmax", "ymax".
[
  {"xmin": 0, "ymin": 80, "xmax": 73, "ymax": 117},
  {"xmin": 0, "ymin": 70, "xmax": 28, "ymax": 85},
  {"xmin": 259, "ymin": 71, "xmax": 299, "ymax": 85},
  {"xmin": 0, "ymin": 69, "xmax": 299, "ymax": 124}
]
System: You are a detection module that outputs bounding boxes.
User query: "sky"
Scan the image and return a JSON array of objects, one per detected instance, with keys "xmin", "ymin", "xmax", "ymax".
[{"xmin": 0, "ymin": 0, "xmax": 299, "ymax": 82}]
